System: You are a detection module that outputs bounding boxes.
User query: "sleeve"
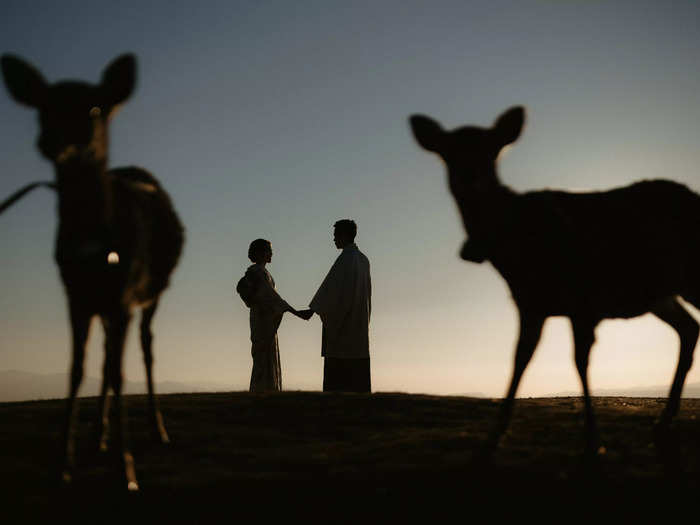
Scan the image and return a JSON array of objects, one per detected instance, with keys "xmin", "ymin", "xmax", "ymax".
[
  {"xmin": 367, "ymin": 264, "xmax": 372, "ymax": 322},
  {"xmin": 310, "ymin": 253, "xmax": 351, "ymax": 318},
  {"xmin": 250, "ymin": 268, "xmax": 290, "ymax": 316}
]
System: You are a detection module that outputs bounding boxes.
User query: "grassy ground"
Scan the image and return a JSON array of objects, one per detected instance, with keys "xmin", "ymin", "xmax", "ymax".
[{"xmin": 2, "ymin": 392, "xmax": 699, "ymax": 521}]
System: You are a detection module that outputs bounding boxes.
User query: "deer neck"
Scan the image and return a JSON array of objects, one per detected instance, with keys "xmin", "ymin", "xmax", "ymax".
[
  {"xmin": 458, "ymin": 170, "xmax": 516, "ymax": 241},
  {"xmin": 54, "ymin": 157, "xmax": 116, "ymax": 264},
  {"xmin": 54, "ymin": 114, "xmax": 112, "ymax": 226}
]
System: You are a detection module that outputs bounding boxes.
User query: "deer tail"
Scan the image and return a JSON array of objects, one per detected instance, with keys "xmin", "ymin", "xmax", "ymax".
[{"xmin": 0, "ymin": 180, "xmax": 56, "ymax": 215}]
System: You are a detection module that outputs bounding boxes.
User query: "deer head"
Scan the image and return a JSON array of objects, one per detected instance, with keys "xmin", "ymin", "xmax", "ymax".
[
  {"xmin": 409, "ymin": 106, "xmax": 525, "ymax": 259},
  {"xmin": 1, "ymin": 54, "xmax": 136, "ymax": 167},
  {"xmin": 410, "ymin": 106, "xmax": 524, "ymax": 194}
]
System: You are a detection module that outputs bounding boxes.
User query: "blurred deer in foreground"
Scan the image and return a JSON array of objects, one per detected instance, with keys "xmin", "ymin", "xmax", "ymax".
[
  {"xmin": 410, "ymin": 106, "xmax": 700, "ymax": 459},
  {"xmin": 1, "ymin": 54, "xmax": 184, "ymax": 490}
]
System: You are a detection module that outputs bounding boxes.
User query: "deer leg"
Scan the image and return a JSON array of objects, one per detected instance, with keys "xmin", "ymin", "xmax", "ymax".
[
  {"xmin": 61, "ymin": 303, "xmax": 91, "ymax": 484},
  {"xmin": 652, "ymin": 298, "xmax": 699, "ymax": 432},
  {"xmin": 485, "ymin": 312, "xmax": 544, "ymax": 453},
  {"xmin": 96, "ymin": 330, "xmax": 111, "ymax": 452},
  {"xmin": 141, "ymin": 301, "xmax": 169, "ymax": 444},
  {"xmin": 570, "ymin": 318, "xmax": 602, "ymax": 457},
  {"xmin": 105, "ymin": 309, "xmax": 139, "ymax": 491}
]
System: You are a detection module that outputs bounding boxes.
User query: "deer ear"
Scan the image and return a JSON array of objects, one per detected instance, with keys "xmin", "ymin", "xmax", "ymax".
[
  {"xmin": 493, "ymin": 106, "xmax": 525, "ymax": 147},
  {"xmin": 1, "ymin": 55, "xmax": 48, "ymax": 108},
  {"xmin": 410, "ymin": 114, "xmax": 446, "ymax": 153},
  {"xmin": 100, "ymin": 54, "xmax": 136, "ymax": 108}
]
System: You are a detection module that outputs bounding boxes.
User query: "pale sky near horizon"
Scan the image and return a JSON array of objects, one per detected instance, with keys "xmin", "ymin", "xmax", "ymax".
[{"xmin": 1, "ymin": 0, "xmax": 700, "ymax": 398}]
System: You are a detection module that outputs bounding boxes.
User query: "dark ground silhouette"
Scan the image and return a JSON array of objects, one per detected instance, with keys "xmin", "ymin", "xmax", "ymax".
[{"xmin": 2, "ymin": 392, "xmax": 699, "ymax": 520}]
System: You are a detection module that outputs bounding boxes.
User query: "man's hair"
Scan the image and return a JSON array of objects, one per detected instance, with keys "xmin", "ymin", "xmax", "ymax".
[
  {"xmin": 248, "ymin": 238, "xmax": 271, "ymax": 262},
  {"xmin": 334, "ymin": 219, "xmax": 357, "ymax": 241}
]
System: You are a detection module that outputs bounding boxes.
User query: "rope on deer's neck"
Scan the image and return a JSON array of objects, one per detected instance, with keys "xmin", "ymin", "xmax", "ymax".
[{"xmin": 0, "ymin": 181, "xmax": 57, "ymax": 215}]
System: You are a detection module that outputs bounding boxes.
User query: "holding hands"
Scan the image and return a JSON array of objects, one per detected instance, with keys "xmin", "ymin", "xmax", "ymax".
[
  {"xmin": 298, "ymin": 309, "xmax": 314, "ymax": 320},
  {"xmin": 290, "ymin": 308, "xmax": 313, "ymax": 320}
]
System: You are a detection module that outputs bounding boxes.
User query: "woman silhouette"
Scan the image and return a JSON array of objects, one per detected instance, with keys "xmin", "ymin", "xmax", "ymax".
[{"xmin": 243, "ymin": 239, "xmax": 305, "ymax": 392}]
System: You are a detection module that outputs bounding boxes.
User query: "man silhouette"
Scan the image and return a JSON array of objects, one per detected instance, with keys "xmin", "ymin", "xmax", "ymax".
[{"xmin": 301, "ymin": 220, "xmax": 372, "ymax": 392}]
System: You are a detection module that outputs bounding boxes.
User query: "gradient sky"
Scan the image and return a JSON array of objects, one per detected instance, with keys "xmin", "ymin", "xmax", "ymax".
[{"xmin": 1, "ymin": 1, "xmax": 700, "ymax": 397}]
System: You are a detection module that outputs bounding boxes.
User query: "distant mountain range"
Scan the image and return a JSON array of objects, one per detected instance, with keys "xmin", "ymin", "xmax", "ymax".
[
  {"xmin": 3, "ymin": 369, "xmax": 700, "ymax": 403},
  {"xmin": 0, "ymin": 370, "xmax": 235, "ymax": 403},
  {"xmin": 554, "ymin": 383, "xmax": 700, "ymax": 398}
]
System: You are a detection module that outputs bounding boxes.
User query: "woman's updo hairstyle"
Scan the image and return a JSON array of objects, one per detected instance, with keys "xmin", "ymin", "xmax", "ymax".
[{"xmin": 248, "ymin": 238, "xmax": 271, "ymax": 263}]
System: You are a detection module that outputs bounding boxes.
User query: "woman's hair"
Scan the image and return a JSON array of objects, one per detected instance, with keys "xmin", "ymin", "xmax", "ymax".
[{"xmin": 248, "ymin": 238, "xmax": 271, "ymax": 263}]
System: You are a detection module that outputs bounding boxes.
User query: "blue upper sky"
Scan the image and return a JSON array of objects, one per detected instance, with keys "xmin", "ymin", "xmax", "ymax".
[{"xmin": 1, "ymin": 1, "xmax": 699, "ymax": 396}]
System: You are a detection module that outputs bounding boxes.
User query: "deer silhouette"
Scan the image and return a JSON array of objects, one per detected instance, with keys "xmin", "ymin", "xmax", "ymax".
[
  {"xmin": 410, "ymin": 106, "xmax": 700, "ymax": 458},
  {"xmin": 1, "ymin": 54, "xmax": 184, "ymax": 490}
]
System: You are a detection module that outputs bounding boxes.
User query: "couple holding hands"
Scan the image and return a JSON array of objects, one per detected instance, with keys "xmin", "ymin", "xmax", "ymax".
[{"xmin": 238, "ymin": 219, "xmax": 372, "ymax": 394}]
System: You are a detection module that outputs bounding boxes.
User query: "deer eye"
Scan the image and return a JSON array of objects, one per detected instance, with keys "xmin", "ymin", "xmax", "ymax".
[{"xmin": 89, "ymin": 106, "xmax": 102, "ymax": 118}]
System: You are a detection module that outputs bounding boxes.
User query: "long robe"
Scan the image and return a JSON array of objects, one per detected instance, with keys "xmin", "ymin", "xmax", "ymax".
[
  {"xmin": 310, "ymin": 243, "xmax": 371, "ymax": 359},
  {"xmin": 246, "ymin": 264, "xmax": 289, "ymax": 392}
]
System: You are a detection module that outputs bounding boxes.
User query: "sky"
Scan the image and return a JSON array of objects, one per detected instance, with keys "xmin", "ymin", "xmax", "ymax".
[{"xmin": 1, "ymin": 0, "xmax": 700, "ymax": 398}]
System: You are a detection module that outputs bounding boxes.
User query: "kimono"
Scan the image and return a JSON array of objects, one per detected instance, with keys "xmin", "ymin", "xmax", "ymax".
[
  {"xmin": 245, "ymin": 264, "xmax": 289, "ymax": 392},
  {"xmin": 310, "ymin": 243, "xmax": 372, "ymax": 392}
]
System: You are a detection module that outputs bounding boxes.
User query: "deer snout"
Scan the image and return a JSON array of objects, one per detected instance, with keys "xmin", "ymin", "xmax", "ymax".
[
  {"xmin": 52, "ymin": 143, "xmax": 101, "ymax": 165},
  {"xmin": 459, "ymin": 239, "xmax": 487, "ymax": 263},
  {"xmin": 38, "ymin": 135, "xmax": 81, "ymax": 164},
  {"xmin": 37, "ymin": 135, "xmax": 60, "ymax": 160}
]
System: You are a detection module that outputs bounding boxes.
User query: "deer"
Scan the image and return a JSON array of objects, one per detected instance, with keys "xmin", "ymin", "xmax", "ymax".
[
  {"xmin": 409, "ymin": 106, "xmax": 700, "ymax": 460},
  {"xmin": 1, "ymin": 54, "xmax": 184, "ymax": 490}
]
